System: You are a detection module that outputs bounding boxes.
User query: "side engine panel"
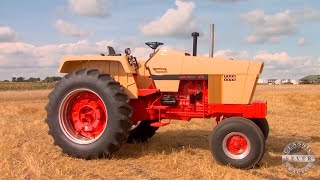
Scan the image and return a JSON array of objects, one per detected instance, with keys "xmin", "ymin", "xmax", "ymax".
[
  {"xmin": 129, "ymin": 80, "xmax": 208, "ymax": 124},
  {"xmin": 162, "ymin": 80, "xmax": 208, "ymax": 120}
]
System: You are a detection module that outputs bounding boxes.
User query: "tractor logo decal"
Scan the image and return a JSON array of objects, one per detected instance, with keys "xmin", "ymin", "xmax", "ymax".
[{"xmin": 224, "ymin": 75, "xmax": 236, "ymax": 81}]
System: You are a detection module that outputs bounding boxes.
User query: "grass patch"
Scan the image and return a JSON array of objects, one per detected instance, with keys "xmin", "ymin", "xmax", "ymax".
[
  {"xmin": 311, "ymin": 136, "xmax": 320, "ymax": 143},
  {"xmin": 0, "ymin": 82, "xmax": 54, "ymax": 91}
]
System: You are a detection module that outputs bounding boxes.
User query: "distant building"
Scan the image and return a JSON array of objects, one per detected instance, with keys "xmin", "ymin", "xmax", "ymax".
[
  {"xmin": 267, "ymin": 79, "xmax": 277, "ymax": 85},
  {"xmin": 275, "ymin": 79, "xmax": 282, "ymax": 85},
  {"xmin": 281, "ymin": 79, "xmax": 291, "ymax": 84},
  {"xmin": 258, "ymin": 79, "xmax": 279, "ymax": 85},
  {"xmin": 291, "ymin": 79, "xmax": 299, "ymax": 85},
  {"xmin": 300, "ymin": 75, "xmax": 320, "ymax": 84},
  {"xmin": 258, "ymin": 79, "xmax": 268, "ymax": 84},
  {"xmin": 258, "ymin": 78, "xmax": 299, "ymax": 85}
]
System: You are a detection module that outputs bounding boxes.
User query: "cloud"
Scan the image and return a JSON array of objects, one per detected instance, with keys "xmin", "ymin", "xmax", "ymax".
[
  {"xmin": 0, "ymin": 40, "xmax": 115, "ymax": 80},
  {"xmin": 69, "ymin": 0, "xmax": 110, "ymax": 17},
  {"xmin": 208, "ymin": 0, "xmax": 247, "ymax": 2},
  {"xmin": 54, "ymin": 19, "xmax": 92, "ymax": 37},
  {"xmin": 214, "ymin": 49, "xmax": 314, "ymax": 70},
  {"xmin": 211, "ymin": 49, "xmax": 318, "ymax": 78},
  {"xmin": 141, "ymin": 0, "xmax": 198, "ymax": 38},
  {"xmin": 214, "ymin": 49, "xmax": 250, "ymax": 59},
  {"xmin": 132, "ymin": 45, "xmax": 173, "ymax": 60},
  {"xmin": 241, "ymin": 8, "xmax": 319, "ymax": 44},
  {"xmin": 254, "ymin": 51, "xmax": 311, "ymax": 70},
  {"xmin": 0, "ymin": 36, "xmax": 176, "ymax": 80},
  {"xmin": 255, "ymin": 51, "xmax": 318, "ymax": 78},
  {"xmin": 256, "ymin": 52, "xmax": 317, "ymax": 77},
  {"xmin": 297, "ymin": 38, "xmax": 305, "ymax": 46},
  {"xmin": 0, "ymin": 38, "xmax": 317, "ymax": 80},
  {"xmin": 0, "ymin": 26, "xmax": 18, "ymax": 42}
]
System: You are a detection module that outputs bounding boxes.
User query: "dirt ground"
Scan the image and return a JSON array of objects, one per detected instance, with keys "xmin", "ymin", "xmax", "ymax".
[{"xmin": 0, "ymin": 85, "xmax": 319, "ymax": 179}]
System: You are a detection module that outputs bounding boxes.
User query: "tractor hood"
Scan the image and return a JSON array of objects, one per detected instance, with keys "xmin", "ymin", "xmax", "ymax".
[{"xmin": 147, "ymin": 49, "xmax": 264, "ymax": 104}]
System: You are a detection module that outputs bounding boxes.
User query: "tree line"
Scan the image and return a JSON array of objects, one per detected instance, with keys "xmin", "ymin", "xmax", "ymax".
[{"xmin": 2, "ymin": 76, "xmax": 63, "ymax": 83}]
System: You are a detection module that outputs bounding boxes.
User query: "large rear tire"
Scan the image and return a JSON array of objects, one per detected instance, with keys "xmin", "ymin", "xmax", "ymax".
[
  {"xmin": 45, "ymin": 69, "xmax": 132, "ymax": 159},
  {"xmin": 127, "ymin": 120, "xmax": 158, "ymax": 143},
  {"xmin": 210, "ymin": 117, "xmax": 265, "ymax": 169}
]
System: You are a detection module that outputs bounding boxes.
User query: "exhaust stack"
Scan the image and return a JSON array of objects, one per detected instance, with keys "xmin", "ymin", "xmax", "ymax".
[
  {"xmin": 191, "ymin": 32, "xmax": 199, "ymax": 56},
  {"xmin": 209, "ymin": 24, "xmax": 214, "ymax": 58}
]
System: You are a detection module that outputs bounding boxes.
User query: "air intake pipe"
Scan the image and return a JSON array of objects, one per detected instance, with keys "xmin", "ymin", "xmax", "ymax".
[{"xmin": 191, "ymin": 32, "xmax": 199, "ymax": 56}]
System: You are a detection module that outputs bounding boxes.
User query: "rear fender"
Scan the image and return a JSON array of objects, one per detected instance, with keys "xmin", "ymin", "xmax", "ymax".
[
  {"xmin": 59, "ymin": 55, "xmax": 135, "ymax": 73},
  {"xmin": 59, "ymin": 55, "xmax": 138, "ymax": 99}
]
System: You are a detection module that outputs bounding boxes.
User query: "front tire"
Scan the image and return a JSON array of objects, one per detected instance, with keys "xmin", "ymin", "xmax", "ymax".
[
  {"xmin": 210, "ymin": 117, "xmax": 265, "ymax": 169},
  {"xmin": 45, "ymin": 69, "xmax": 132, "ymax": 159}
]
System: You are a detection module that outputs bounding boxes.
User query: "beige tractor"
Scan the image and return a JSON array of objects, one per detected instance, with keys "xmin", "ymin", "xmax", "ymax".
[{"xmin": 46, "ymin": 26, "xmax": 268, "ymax": 169}]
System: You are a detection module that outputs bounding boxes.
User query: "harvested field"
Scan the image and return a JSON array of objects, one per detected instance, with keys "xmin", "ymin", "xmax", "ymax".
[
  {"xmin": 0, "ymin": 82, "xmax": 54, "ymax": 91},
  {"xmin": 0, "ymin": 85, "xmax": 319, "ymax": 179}
]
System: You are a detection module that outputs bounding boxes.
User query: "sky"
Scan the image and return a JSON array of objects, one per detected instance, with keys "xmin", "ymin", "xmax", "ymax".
[{"xmin": 0, "ymin": 0, "xmax": 319, "ymax": 80}]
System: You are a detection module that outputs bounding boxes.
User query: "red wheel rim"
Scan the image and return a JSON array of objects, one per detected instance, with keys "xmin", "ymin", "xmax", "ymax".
[
  {"xmin": 222, "ymin": 132, "xmax": 251, "ymax": 159},
  {"xmin": 59, "ymin": 89, "xmax": 107, "ymax": 144},
  {"xmin": 226, "ymin": 135, "xmax": 248, "ymax": 155}
]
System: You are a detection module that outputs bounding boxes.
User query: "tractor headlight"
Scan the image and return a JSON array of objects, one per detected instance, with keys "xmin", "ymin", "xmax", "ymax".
[{"xmin": 125, "ymin": 48, "xmax": 131, "ymax": 55}]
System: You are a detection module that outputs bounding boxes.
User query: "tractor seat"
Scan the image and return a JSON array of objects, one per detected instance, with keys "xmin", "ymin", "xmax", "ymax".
[{"xmin": 107, "ymin": 46, "xmax": 121, "ymax": 56}]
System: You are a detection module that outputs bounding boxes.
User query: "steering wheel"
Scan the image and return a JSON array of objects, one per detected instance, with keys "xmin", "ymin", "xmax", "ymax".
[{"xmin": 145, "ymin": 42, "xmax": 164, "ymax": 50}]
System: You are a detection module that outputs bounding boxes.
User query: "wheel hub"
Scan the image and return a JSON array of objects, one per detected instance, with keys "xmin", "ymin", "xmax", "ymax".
[
  {"xmin": 222, "ymin": 132, "xmax": 251, "ymax": 159},
  {"xmin": 226, "ymin": 135, "xmax": 247, "ymax": 155},
  {"xmin": 59, "ymin": 89, "xmax": 107, "ymax": 144}
]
